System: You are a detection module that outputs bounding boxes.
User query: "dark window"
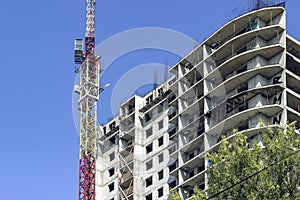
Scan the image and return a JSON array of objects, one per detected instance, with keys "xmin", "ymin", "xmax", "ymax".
[
  {"xmin": 128, "ymin": 105, "xmax": 134, "ymax": 113},
  {"xmin": 109, "ymin": 135, "xmax": 116, "ymax": 144},
  {"xmin": 199, "ymin": 184, "xmax": 205, "ymax": 190},
  {"xmin": 158, "ymin": 170, "xmax": 163, "ymax": 180},
  {"xmin": 236, "ymin": 45, "xmax": 247, "ymax": 55},
  {"xmin": 185, "ymin": 61, "xmax": 193, "ymax": 70},
  {"xmin": 146, "ymin": 96, "xmax": 153, "ymax": 104},
  {"xmin": 146, "ymin": 160, "xmax": 153, "ymax": 170},
  {"xmin": 198, "ymin": 165, "xmax": 205, "ymax": 173},
  {"xmin": 146, "ymin": 177, "xmax": 153, "ymax": 187},
  {"xmin": 145, "ymin": 193, "xmax": 152, "ymax": 200},
  {"xmin": 168, "ymin": 93, "xmax": 176, "ymax": 102},
  {"xmin": 189, "ymin": 189, "xmax": 194, "ymax": 196},
  {"xmin": 169, "ymin": 180, "xmax": 176, "ymax": 188},
  {"xmin": 158, "ymin": 120, "xmax": 164, "ymax": 130},
  {"xmin": 109, "ymin": 152, "xmax": 115, "ymax": 161},
  {"xmin": 109, "ymin": 168, "xmax": 114, "ymax": 177},
  {"xmin": 189, "ymin": 170, "xmax": 195, "ymax": 178},
  {"xmin": 158, "ymin": 136, "xmax": 163, "ymax": 146},
  {"xmin": 145, "ymin": 113, "xmax": 151, "ymax": 123},
  {"xmin": 146, "ymin": 143, "xmax": 153, "ymax": 154},
  {"xmin": 158, "ymin": 187, "xmax": 163, "ymax": 197},
  {"xmin": 169, "ymin": 162, "xmax": 177, "ymax": 172},
  {"xmin": 211, "ymin": 42, "xmax": 219, "ymax": 49},
  {"xmin": 146, "ymin": 127, "xmax": 153, "ymax": 138},
  {"xmin": 109, "ymin": 122, "xmax": 116, "ymax": 130},
  {"xmin": 236, "ymin": 65, "xmax": 247, "ymax": 74},
  {"xmin": 237, "ymin": 83, "xmax": 248, "ymax": 93},
  {"xmin": 157, "ymin": 105, "xmax": 163, "ymax": 113},
  {"xmin": 169, "ymin": 126, "xmax": 177, "ymax": 137},
  {"xmin": 158, "ymin": 88, "xmax": 164, "ymax": 96},
  {"xmin": 158, "ymin": 153, "xmax": 163, "ymax": 163},
  {"xmin": 108, "ymin": 182, "xmax": 114, "ymax": 192},
  {"xmin": 188, "ymin": 152, "xmax": 195, "ymax": 160}
]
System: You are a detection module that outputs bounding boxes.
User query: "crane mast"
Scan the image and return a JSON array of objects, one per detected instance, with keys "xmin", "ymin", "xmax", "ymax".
[{"xmin": 76, "ymin": 0, "xmax": 100, "ymax": 200}]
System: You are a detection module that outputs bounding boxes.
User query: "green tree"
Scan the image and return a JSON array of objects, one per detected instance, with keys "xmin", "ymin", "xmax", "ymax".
[
  {"xmin": 170, "ymin": 190, "xmax": 183, "ymax": 200},
  {"xmin": 171, "ymin": 122, "xmax": 300, "ymax": 200}
]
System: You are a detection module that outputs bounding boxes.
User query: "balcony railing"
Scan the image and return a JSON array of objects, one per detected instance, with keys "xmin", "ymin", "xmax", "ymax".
[{"xmin": 182, "ymin": 128, "xmax": 204, "ymax": 146}]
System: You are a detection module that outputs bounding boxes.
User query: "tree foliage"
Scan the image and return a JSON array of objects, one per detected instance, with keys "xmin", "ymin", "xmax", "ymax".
[
  {"xmin": 170, "ymin": 190, "xmax": 183, "ymax": 200},
  {"xmin": 171, "ymin": 122, "xmax": 300, "ymax": 200}
]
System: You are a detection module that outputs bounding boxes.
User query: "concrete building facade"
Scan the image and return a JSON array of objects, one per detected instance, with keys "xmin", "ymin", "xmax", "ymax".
[{"xmin": 95, "ymin": 6, "xmax": 300, "ymax": 200}]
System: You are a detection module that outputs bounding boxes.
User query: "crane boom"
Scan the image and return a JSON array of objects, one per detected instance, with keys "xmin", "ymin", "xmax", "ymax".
[{"xmin": 77, "ymin": 0, "xmax": 99, "ymax": 200}]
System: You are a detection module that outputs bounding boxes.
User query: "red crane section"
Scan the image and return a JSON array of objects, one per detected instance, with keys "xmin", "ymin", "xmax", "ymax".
[{"xmin": 75, "ymin": 1, "xmax": 99, "ymax": 200}]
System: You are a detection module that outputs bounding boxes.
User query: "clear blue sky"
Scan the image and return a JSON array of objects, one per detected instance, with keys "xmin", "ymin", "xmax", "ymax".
[{"xmin": 0, "ymin": 1, "xmax": 299, "ymax": 200}]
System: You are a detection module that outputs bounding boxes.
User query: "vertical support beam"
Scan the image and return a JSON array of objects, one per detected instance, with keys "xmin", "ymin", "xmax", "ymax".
[
  {"xmin": 270, "ymin": 10, "xmax": 273, "ymax": 25},
  {"xmin": 78, "ymin": 0, "xmax": 99, "ymax": 199},
  {"xmin": 78, "ymin": 56, "xmax": 100, "ymax": 200},
  {"xmin": 233, "ymin": 22, "xmax": 236, "ymax": 37}
]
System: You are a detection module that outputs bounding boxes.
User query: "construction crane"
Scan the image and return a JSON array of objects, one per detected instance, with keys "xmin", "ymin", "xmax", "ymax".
[{"xmin": 74, "ymin": 0, "xmax": 100, "ymax": 200}]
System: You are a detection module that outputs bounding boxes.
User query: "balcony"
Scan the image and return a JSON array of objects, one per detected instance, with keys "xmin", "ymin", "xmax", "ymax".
[
  {"xmin": 207, "ymin": 104, "xmax": 283, "ymax": 140},
  {"xmin": 209, "ymin": 125, "xmax": 279, "ymax": 154},
  {"xmin": 172, "ymin": 168, "xmax": 206, "ymax": 195},
  {"xmin": 205, "ymin": 43, "xmax": 284, "ymax": 88},
  {"xmin": 181, "ymin": 111, "xmax": 204, "ymax": 130},
  {"xmin": 287, "ymin": 108, "xmax": 300, "ymax": 128},
  {"xmin": 168, "ymin": 176, "xmax": 178, "ymax": 189},
  {"xmin": 287, "ymin": 70, "xmax": 300, "ymax": 94},
  {"xmin": 209, "ymin": 90, "xmax": 284, "ymax": 128},
  {"xmin": 286, "ymin": 53, "xmax": 300, "ymax": 77},
  {"xmin": 205, "ymin": 7, "xmax": 284, "ymax": 54},
  {"xmin": 168, "ymin": 159, "xmax": 179, "ymax": 175},
  {"xmin": 213, "ymin": 24, "xmax": 284, "ymax": 67},
  {"xmin": 168, "ymin": 123, "xmax": 178, "ymax": 138},
  {"xmin": 168, "ymin": 92, "xmax": 177, "ymax": 103},
  {"xmin": 287, "ymin": 90, "xmax": 300, "ymax": 113},
  {"xmin": 181, "ymin": 130, "xmax": 205, "ymax": 153},
  {"xmin": 181, "ymin": 163, "xmax": 205, "ymax": 183},
  {"xmin": 120, "ymin": 126, "xmax": 135, "ymax": 141},
  {"xmin": 139, "ymin": 90, "xmax": 171, "ymax": 113},
  {"xmin": 168, "ymin": 106, "xmax": 178, "ymax": 120},
  {"xmin": 287, "ymin": 36, "xmax": 300, "ymax": 60},
  {"xmin": 181, "ymin": 127, "xmax": 205, "ymax": 148},
  {"xmin": 206, "ymin": 64, "xmax": 283, "ymax": 95},
  {"xmin": 168, "ymin": 138, "xmax": 178, "ymax": 157},
  {"xmin": 105, "ymin": 124, "xmax": 119, "ymax": 137}
]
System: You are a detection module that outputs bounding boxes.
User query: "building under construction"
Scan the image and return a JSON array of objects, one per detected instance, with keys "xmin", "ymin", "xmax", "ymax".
[{"xmin": 75, "ymin": 2, "xmax": 300, "ymax": 200}]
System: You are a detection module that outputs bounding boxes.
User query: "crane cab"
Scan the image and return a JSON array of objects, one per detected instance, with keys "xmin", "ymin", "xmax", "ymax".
[{"xmin": 74, "ymin": 39, "xmax": 84, "ymax": 64}]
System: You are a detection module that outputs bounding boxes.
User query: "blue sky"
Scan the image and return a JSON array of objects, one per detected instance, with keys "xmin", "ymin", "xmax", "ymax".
[{"xmin": 0, "ymin": 1, "xmax": 299, "ymax": 199}]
